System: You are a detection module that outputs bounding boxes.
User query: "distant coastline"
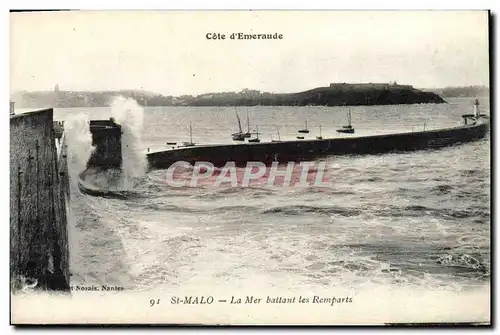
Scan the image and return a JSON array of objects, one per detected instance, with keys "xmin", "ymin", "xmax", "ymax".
[
  {"xmin": 10, "ymin": 83, "xmax": 485, "ymax": 109},
  {"xmin": 421, "ymin": 85, "xmax": 489, "ymax": 98}
]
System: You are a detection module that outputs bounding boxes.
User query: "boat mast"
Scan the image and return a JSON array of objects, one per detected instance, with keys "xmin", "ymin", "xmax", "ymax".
[
  {"xmin": 348, "ymin": 107, "xmax": 352, "ymax": 126},
  {"xmin": 237, "ymin": 114, "xmax": 243, "ymax": 133},
  {"xmin": 247, "ymin": 109, "xmax": 250, "ymax": 133},
  {"xmin": 319, "ymin": 124, "xmax": 322, "ymax": 136},
  {"xmin": 190, "ymin": 122, "xmax": 193, "ymax": 143},
  {"xmin": 277, "ymin": 128, "xmax": 281, "ymax": 141},
  {"xmin": 235, "ymin": 107, "xmax": 243, "ymax": 133}
]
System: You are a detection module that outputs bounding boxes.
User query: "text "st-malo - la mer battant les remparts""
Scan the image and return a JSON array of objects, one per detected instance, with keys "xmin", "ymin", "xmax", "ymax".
[{"xmin": 206, "ymin": 32, "xmax": 283, "ymax": 40}]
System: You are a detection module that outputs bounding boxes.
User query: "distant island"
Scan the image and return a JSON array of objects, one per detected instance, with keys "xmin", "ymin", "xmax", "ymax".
[{"xmin": 11, "ymin": 82, "xmax": 447, "ymax": 108}]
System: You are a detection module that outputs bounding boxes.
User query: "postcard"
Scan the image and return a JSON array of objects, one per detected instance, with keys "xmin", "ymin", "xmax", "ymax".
[{"xmin": 9, "ymin": 10, "xmax": 491, "ymax": 325}]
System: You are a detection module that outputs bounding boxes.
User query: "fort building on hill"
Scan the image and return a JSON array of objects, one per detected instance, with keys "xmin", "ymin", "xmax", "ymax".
[{"xmin": 329, "ymin": 82, "xmax": 413, "ymax": 90}]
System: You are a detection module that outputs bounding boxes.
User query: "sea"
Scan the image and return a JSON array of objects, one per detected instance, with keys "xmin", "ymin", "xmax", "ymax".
[{"xmin": 47, "ymin": 97, "xmax": 490, "ymax": 307}]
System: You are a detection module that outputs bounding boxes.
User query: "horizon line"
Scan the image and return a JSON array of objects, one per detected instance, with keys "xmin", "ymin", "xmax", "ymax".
[{"xmin": 10, "ymin": 83, "xmax": 490, "ymax": 97}]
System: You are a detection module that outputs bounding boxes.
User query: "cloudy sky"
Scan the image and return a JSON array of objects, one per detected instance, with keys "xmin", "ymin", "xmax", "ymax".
[{"xmin": 10, "ymin": 10, "xmax": 489, "ymax": 96}]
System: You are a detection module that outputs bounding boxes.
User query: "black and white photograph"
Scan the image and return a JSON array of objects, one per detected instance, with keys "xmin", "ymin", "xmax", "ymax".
[{"xmin": 9, "ymin": 9, "xmax": 491, "ymax": 325}]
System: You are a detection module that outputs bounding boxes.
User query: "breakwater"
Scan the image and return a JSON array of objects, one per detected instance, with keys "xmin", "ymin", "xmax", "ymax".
[
  {"xmin": 147, "ymin": 122, "xmax": 489, "ymax": 169},
  {"xmin": 10, "ymin": 108, "xmax": 71, "ymax": 291},
  {"xmin": 87, "ymin": 119, "xmax": 122, "ymax": 169}
]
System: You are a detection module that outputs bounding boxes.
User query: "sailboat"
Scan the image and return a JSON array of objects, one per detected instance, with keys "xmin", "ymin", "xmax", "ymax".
[
  {"xmin": 248, "ymin": 125, "xmax": 260, "ymax": 143},
  {"xmin": 271, "ymin": 128, "xmax": 281, "ymax": 142},
  {"xmin": 182, "ymin": 122, "xmax": 196, "ymax": 146},
  {"xmin": 298, "ymin": 119, "xmax": 310, "ymax": 133},
  {"xmin": 316, "ymin": 124, "xmax": 323, "ymax": 140},
  {"xmin": 232, "ymin": 108, "xmax": 245, "ymax": 141},
  {"xmin": 337, "ymin": 107, "xmax": 355, "ymax": 134},
  {"xmin": 243, "ymin": 109, "xmax": 252, "ymax": 138}
]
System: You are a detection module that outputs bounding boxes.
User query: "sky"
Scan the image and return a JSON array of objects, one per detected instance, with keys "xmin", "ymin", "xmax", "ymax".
[{"xmin": 9, "ymin": 10, "xmax": 490, "ymax": 96}]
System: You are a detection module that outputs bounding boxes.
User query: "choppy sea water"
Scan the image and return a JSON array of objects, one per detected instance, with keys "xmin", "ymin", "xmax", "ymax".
[{"xmin": 56, "ymin": 97, "xmax": 490, "ymax": 294}]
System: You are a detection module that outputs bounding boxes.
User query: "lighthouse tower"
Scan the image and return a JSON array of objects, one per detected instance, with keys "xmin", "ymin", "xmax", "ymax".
[{"xmin": 474, "ymin": 99, "xmax": 480, "ymax": 118}]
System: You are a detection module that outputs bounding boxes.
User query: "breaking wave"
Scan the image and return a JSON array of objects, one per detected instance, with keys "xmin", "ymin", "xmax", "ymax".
[{"xmin": 73, "ymin": 96, "xmax": 148, "ymax": 197}]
